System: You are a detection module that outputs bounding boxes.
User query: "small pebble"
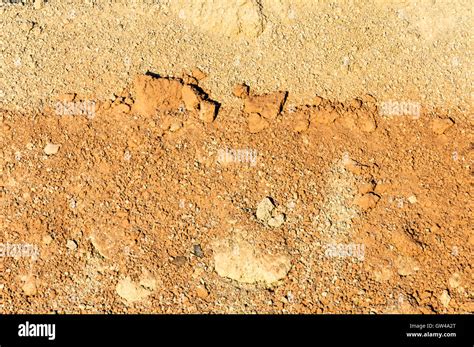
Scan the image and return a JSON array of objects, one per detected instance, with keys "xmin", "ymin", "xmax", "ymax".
[
  {"xmin": 171, "ymin": 256, "xmax": 187, "ymax": 267},
  {"xmin": 44, "ymin": 143, "xmax": 60, "ymax": 155},
  {"xmin": 439, "ymin": 290, "xmax": 451, "ymax": 308},
  {"xmin": 66, "ymin": 240, "xmax": 78, "ymax": 251},
  {"xmin": 42, "ymin": 234, "xmax": 53, "ymax": 245},
  {"xmin": 193, "ymin": 244, "xmax": 204, "ymax": 258},
  {"xmin": 196, "ymin": 285, "xmax": 209, "ymax": 299}
]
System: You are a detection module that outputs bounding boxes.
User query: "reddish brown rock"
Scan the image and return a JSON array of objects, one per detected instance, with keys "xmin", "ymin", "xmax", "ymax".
[{"xmin": 244, "ymin": 91, "xmax": 287, "ymax": 120}]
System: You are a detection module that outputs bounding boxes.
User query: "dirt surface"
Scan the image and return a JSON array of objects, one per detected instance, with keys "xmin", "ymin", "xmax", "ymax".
[
  {"xmin": 0, "ymin": 1, "xmax": 473, "ymax": 314},
  {"xmin": 1, "ymin": 0, "xmax": 472, "ymax": 118}
]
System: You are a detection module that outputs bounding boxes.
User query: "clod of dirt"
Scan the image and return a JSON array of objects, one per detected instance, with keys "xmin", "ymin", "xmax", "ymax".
[
  {"xmin": 244, "ymin": 91, "xmax": 287, "ymax": 120},
  {"xmin": 232, "ymin": 83, "xmax": 250, "ymax": 98},
  {"xmin": 132, "ymin": 75, "xmax": 183, "ymax": 116},
  {"xmin": 191, "ymin": 67, "xmax": 207, "ymax": 81},
  {"xmin": 357, "ymin": 113, "xmax": 377, "ymax": 132},
  {"xmin": 199, "ymin": 100, "xmax": 217, "ymax": 123},
  {"xmin": 43, "ymin": 143, "xmax": 60, "ymax": 155},
  {"xmin": 342, "ymin": 156, "xmax": 367, "ymax": 175},
  {"xmin": 310, "ymin": 106, "xmax": 339, "ymax": 124},
  {"xmin": 432, "ymin": 118, "xmax": 454, "ymax": 135},
  {"xmin": 353, "ymin": 193, "xmax": 380, "ymax": 210},
  {"xmin": 89, "ymin": 229, "xmax": 126, "ymax": 260},
  {"xmin": 112, "ymin": 103, "xmax": 131, "ymax": 114},
  {"xmin": 169, "ymin": 121, "xmax": 182, "ymax": 132},
  {"xmin": 212, "ymin": 238, "xmax": 291, "ymax": 285},
  {"xmin": 139, "ymin": 270, "xmax": 157, "ymax": 291},
  {"xmin": 350, "ymin": 98, "xmax": 363, "ymax": 109},
  {"xmin": 42, "ymin": 234, "xmax": 53, "ymax": 245},
  {"xmin": 131, "ymin": 74, "xmax": 218, "ymax": 124},
  {"xmin": 357, "ymin": 182, "xmax": 376, "ymax": 195},
  {"xmin": 182, "ymin": 84, "xmax": 202, "ymax": 111},
  {"xmin": 248, "ymin": 113, "xmax": 269, "ymax": 133},
  {"xmin": 293, "ymin": 115, "xmax": 310, "ymax": 132}
]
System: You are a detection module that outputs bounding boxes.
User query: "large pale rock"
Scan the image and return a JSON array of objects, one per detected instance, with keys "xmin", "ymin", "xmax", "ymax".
[{"xmin": 213, "ymin": 238, "xmax": 291, "ymax": 285}]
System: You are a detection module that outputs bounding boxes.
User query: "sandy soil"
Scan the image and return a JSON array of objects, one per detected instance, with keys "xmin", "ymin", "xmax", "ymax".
[{"xmin": 0, "ymin": 0, "xmax": 472, "ymax": 314}]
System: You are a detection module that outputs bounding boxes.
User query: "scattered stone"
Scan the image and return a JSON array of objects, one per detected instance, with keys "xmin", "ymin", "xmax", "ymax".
[
  {"xmin": 171, "ymin": 256, "xmax": 187, "ymax": 267},
  {"xmin": 248, "ymin": 113, "xmax": 269, "ymax": 133},
  {"xmin": 196, "ymin": 285, "xmax": 209, "ymax": 299},
  {"xmin": 139, "ymin": 269, "xmax": 157, "ymax": 291},
  {"xmin": 374, "ymin": 266, "xmax": 392, "ymax": 282},
  {"xmin": 256, "ymin": 197, "xmax": 285, "ymax": 227},
  {"xmin": 268, "ymin": 214, "xmax": 285, "ymax": 228},
  {"xmin": 44, "ymin": 143, "xmax": 60, "ymax": 155},
  {"xmin": 448, "ymin": 273, "xmax": 461, "ymax": 289},
  {"xmin": 439, "ymin": 290, "xmax": 451, "ymax": 308},
  {"xmin": 407, "ymin": 195, "xmax": 417, "ymax": 204},
  {"xmin": 432, "ymin": 118, "xmax": 454, "ymax": 135},
  {"xmin": 193, "ymin": 244, "xmax": 204, "ymax": 258},
  {"xmin": 233, "ymin": 83, "xmax": 249, "ymax": 98},
  {"xmin": 199, "ymin": 100, "xmax": 217, "ymax": 123},
  {"xmin": 256, "ymin": 197, "xmax": 275, "ymax": 222},
  {"xmin": 353, "ymin": 193, "xmax": 380, "ymax": 210},
  {"xmin": 66, "ymin": 239, "xmax": 78, "ymax": 251},
  {"xmin": 169, "ymin": 121, "xmax": 183, "ymax": 132},
  {"xmin": 116, "ymin": 277, "xmax": 151, "ymax": 303},
  {"xmin": 212, "ymin": 237, "xmax": 291, "ymax": 285},
  {"xmin": 22, "ymin": 276, "xmax": 37, "ymax": 296},
  {"xmin": 42, "ymin": 234, "xmax": 53, "ymax": 245},
  {"xmin": 396, "ymin": 256, "xmax": 420, "ymax": 276}
]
